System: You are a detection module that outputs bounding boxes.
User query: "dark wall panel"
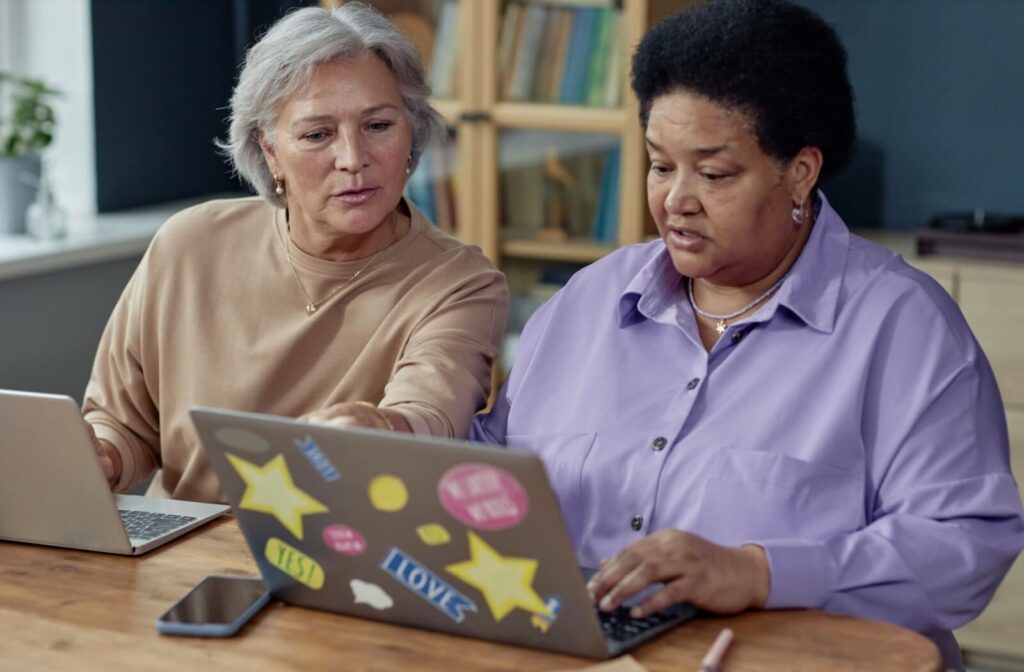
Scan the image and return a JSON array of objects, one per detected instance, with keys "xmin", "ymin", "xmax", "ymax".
[
  {"xmin": 797, "ymin": 0, "xmax": 1024, "ymax": 229},
  {"xmin": 90, "ymin": 0, "xmax": 314, "ymax": 211}
]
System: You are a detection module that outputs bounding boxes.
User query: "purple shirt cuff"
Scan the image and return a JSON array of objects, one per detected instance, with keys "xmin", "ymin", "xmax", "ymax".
[{"xmin": 756, "ymin": 538, "xmax": 837, "ymax": 609}]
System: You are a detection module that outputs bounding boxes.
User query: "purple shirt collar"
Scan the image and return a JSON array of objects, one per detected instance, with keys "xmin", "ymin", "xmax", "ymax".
[{"xmin": 617, "ymin": 191, "xmax": 848, "ymax": 335}]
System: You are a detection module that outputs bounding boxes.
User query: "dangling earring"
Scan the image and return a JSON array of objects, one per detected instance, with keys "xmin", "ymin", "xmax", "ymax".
[
  {"xmin": 274, "ymin": 174, "xmax": 285, "ymax": 196},
  {"xmin": 792, "ymin": 201, "xmax": 804, "ymax": 228},
  {"xmin": 405, "ymin": 155, "xmax": 413, "ymax": 176}
]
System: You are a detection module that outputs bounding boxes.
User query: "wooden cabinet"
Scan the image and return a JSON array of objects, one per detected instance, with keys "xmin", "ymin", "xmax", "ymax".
[
  {"xmin": 867, "ymin": 233, "xmax": 1024, "ymax": 664},
  {"xmin": 955, "ymin": 407, "xmax": 1024, "ymax": 666},
  {"xmin": 959, "ymin": 266, "xmax": 1024, "ymax": 408}
]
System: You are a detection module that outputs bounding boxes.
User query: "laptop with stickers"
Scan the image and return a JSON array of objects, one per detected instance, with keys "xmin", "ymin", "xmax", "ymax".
[
  {"xmin": 190, "ymin": 406, "xmax": 695, "ymax": 659},
  {"xmin": 0, "ymin": 390, "xmax": 229, "ymax": 555}
]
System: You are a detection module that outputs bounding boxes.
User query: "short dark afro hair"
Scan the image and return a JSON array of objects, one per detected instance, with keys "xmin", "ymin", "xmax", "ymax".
[{"xmin": 631, "ymin": 0, "xmax": 856, "ymax": 180}]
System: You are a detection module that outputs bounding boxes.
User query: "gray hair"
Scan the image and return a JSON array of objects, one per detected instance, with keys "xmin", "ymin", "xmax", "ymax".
[{"xmin": 216, "ymin": 2, "xmax": 446, "ymax": 208}]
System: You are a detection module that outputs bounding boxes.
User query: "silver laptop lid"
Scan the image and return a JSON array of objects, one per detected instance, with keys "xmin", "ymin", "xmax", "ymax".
[
  {"xmin": 0, "ymin": 390, "xmax": 131, "ymax": 554},
  {"xmin": 191, "ymin": 406, "xmax": 609, "ymax": 658}
]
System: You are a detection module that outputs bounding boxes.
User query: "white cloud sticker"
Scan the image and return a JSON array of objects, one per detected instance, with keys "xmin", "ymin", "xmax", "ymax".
[{"xmin": 350, "ymin": 579, "xmax": 394, "ymax": 611}]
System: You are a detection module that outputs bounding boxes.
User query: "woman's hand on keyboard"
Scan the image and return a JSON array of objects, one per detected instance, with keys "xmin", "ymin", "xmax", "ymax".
[
  {"xmin": 585, "ymin": 529, "xmax": 770, "ymax": 618},
  {"xmin": 85, "ymin": 421, "xmax": 121, "ymax": 488}
]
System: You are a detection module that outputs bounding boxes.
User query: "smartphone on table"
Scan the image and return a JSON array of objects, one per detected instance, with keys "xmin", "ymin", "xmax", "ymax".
[{"xmin": 155, "ymin": 574, "xmax": 270, "ymax": 637}]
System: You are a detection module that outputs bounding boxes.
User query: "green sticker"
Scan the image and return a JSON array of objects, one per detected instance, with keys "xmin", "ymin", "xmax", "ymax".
[{"xmin": 265, "ymin": 536, "xmax": 324, "ymax": 589}]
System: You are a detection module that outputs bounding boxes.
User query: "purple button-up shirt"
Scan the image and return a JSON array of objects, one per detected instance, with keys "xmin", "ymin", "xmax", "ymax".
[{"xmin": 472, "ymin": 193, "xmax": 1024, "ymax": 669}]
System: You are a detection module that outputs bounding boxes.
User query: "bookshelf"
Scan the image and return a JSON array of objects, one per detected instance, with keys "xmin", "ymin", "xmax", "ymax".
[{"xmin": 325, "ymin": 0, "xmax": 697, "ymax": 324}]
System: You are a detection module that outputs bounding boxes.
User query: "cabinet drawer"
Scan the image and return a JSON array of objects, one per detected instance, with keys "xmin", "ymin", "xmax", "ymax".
[
  {"xmin": 960, "ymin": 277, "xmax": 1024, "ymax": 407},
  {"xmin": 911, "ymin": 261, "xmax": 956, "ymax": 299},
  {"xmin": 954, "ymin": 408, "xmax": 1024, "ymax": 662}
]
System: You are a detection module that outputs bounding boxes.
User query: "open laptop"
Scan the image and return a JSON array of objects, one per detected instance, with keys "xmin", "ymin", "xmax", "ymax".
[
  {"xmin": 191, "ymin": 406, "xmax": 695, "ymax": 658},
  {"xmin": 0, "ymin": 390, "xmax": 229, "ymax": 555}
]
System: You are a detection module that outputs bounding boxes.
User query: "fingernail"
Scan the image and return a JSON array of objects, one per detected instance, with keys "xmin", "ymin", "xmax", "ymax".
[
  {"xmin": 600, "ymin": 596, "xmax": 613, "ymax": 611},
  {"xmin": 630, "ymin": 606, "xmax": 642, "ymax": 618}
]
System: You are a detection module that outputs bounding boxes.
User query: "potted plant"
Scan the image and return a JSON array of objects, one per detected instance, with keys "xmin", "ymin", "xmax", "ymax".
[{"xmin": 0, "ymin": 72, "xmax": 59, "ymax": 234}]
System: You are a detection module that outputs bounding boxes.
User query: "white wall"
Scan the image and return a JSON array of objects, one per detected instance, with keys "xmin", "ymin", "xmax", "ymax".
[
  {"xmin": 0, "ymin": 2, "xmax": 13, "ymax": 72},
  {"xmin": 6, "ymin": 0, "xmax": 96, "ymax": 221}
]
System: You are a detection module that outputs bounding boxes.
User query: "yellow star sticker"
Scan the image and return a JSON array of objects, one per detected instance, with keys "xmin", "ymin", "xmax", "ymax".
[
  {"xmin": 226, "ymin": 452, "xmax": 328, "ymax": 540},
  {"xmin": 445, "ymin": 532, "xmax": 553, "ymax": 622}
]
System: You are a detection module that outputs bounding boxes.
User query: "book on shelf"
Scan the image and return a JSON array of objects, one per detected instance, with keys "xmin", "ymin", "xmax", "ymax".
[
  {"xmin": 405, "ymin": 152, "xmax": 436, "ymax": 225},
  {"xmin": 546, "ymin": 9, "xmax": 574, "ymax": 103},
  {"xmin": 538, "ymin": 0, "xmax": 615, "ymax": 6},
  {"xmin": 431, "ymin": 141, "xmax": 456, "ymax": 234},
  {"xmin": 559, "ymin": 8, "xmax": 597, "ymax": 105},
  {"xmin": 429, "ymin": 0, "xmax": 459, "ymax": 99},
  {"xmin": 508, "ymin": 4, "xmax": 549, "ymax": 101},
  {"xmin": 602, "ymin": 11, "xmax": 623, "ymax": 107},
  {"xmin": 498, "ymin": 3, "xmax": 622, "ymax": 107},
  {"xmin": 497, "ymin": 3, "xmax": 524, "ymax": 96},
  {"xmin": 405, "ymin": 135, "xmax": 458, "ymax": 234},
  {"xmin": 501, "ymin": 161, "xmax": 547, "ymax": 235},
  {"xmin": 591, "ymin": 144, "xmax": 620, "ymax": 243},
  {"xmin": 532, "ymin": 7, "xmax": 567, "ymax": 102},
  {"xmin": 499, "ymin": 133, "xmax": 620, "ymax": 245},
  {"xmin": 562, "ymin": 150, "xmax": 605, "ymax": 239},
  {"xmin": 584, "ymin": 7, "xmax": 615, "ymax": 107}
]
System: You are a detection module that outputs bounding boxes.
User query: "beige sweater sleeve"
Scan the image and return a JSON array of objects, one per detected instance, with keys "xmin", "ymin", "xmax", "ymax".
[
  {"xmin": 81, "ymin": 253, "xmax": 161, "ymax": 491},
  {"xmin": 78, "ymin": 197, "xmax": 508, "ymax": 502},
  {"xmin": 382, "ymin": 262, "xmax": 509, "ymax": 438}
]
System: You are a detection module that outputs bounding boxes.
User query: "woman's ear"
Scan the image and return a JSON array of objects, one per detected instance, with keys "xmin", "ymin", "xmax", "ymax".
[
  {"xmin": 788, "ymin": 146, "xmax": 824, "ymax": 205},
  {"xmin": 258, "ymin": 130, "xmax": 279, "ymax": 177}
]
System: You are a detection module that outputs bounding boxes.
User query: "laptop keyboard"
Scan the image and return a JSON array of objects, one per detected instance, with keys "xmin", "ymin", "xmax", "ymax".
[
  {"xmin": 598, "ymin": 606, "xmax": 682, "ymax": 644},
  {"xmin": 118, "ymin": 509, "xmax": 197, "ymax": 541}
]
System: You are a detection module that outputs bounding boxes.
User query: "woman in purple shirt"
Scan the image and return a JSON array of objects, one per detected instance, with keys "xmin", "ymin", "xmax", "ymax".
[{"xmin": 471, "ymin": 0, "xmax": 1023, "ymax": 667}]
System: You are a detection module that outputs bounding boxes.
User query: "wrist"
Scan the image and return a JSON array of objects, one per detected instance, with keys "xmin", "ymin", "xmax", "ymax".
[
  {"xmin": 352, "ymin": 401, "xmax": 395, "ymax": 431},
  {"xmin": 101, "ymin": 439, "xmax": 123, "ymax": 485},
  {"xmin": 739, "ymin": 544, "xmax": 771, "ymax": 609}
]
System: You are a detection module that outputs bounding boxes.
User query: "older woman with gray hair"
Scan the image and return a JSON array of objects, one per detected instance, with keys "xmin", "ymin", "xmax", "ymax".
[{"xmin": 81, "ymin": 3, "xmax": 508, "ymax": 503}]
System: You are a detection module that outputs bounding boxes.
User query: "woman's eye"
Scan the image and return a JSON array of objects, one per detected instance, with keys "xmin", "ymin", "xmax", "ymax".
[
  {"xmin": 367, "ymin": 121, "xmax": 394, "ymax": 132},
  {"xmin": 649, "ymin": 164, "xmax": 671, "ymax": 175},
  {"xmin": 700, "ymin": 172, "xmax": 729, "ymax": 182},
  {"xmin": 302, "ymin": 131, "xmax": 329, "ymax": 142}
]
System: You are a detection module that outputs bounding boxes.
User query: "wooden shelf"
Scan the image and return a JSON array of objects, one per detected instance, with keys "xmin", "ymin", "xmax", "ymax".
[
  {"xmin": 377, "ymin": 0, "xmax": 677, "ymax": 274},
  {"xmin": 501, "ymin": 238, "xmax": 616, "ymax": 263},
  {"xmin": 430, "ymin": 98, "xmax": 462, "ymax": 126},
  {"xmin": 491, "ymin": 102, "xmax": 629, "ymax": 134}
]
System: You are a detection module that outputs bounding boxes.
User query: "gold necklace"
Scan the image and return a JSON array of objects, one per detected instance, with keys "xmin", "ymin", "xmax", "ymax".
[{"xmin": 276, "ymin": 211, "xmax": 386, "ymax": 316}]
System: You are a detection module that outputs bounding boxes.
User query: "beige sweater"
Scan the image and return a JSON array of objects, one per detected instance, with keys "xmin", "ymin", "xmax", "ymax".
[{"xmin": 83, "ymin": 197, "xmax": 508, "ymax": 502}]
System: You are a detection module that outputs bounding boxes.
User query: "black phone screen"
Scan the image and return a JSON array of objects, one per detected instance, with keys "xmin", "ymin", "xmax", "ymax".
[{"xmin": 161, "ymin": 575, "xmax": 267, "ymax": 625}]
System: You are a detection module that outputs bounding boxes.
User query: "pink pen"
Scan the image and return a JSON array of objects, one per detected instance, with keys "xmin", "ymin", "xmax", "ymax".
[{"xmin": 699, "ymin": 628, "xmax": 734, "ymax": 672}]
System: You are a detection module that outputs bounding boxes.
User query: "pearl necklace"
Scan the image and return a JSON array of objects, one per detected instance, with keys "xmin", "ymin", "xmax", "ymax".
[{"xmin": 687, "ymin": 275, "xmax": 787, "ymax": 334}]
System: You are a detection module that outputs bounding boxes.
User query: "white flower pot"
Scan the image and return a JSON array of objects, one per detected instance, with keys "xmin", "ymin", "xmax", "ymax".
[{"xmin": 0, "ymin": 155, "xmax": 41, "ymax": 235}]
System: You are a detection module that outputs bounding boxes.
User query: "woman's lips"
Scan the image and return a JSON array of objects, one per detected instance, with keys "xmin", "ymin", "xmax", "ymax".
[
  {"xmin": 666, "ymin": 227, "xmax": 708, "ymax": 252},
  {"xmin": 333, "ymin": 187, "xmax": 378, "ymax": 205}
]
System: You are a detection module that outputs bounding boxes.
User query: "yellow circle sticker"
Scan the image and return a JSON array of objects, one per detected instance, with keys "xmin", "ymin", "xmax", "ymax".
[{"xmin": 368, "ymin": 475, "xmax": 409, "ymax": 512}]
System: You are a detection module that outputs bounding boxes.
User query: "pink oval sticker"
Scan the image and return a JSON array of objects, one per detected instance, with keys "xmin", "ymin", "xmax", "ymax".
[
  {"xmin": 438, "ymin": 463, "xmax": 528, "ymax": 531},
  {"xmin": 323, "ymin": 524, "xmax": 367, "ymax": 556}
]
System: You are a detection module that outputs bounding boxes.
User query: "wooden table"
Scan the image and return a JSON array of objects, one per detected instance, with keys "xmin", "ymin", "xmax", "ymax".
[{"xmin": 0, "ymin": 518, "xmax": 942, "ymax": 671}]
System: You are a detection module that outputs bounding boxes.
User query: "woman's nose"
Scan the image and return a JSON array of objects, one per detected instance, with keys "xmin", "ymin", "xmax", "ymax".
[
  {"xmin": 332, "ymin": 132, "xmax": 366, "ymax": 172},
  {"xmin": 664, "ymin": 176, "xmax": 701, "ymax": 216}
]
